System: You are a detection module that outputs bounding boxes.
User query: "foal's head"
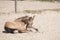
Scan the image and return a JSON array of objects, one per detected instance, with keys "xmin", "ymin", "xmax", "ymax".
[{"xmin": 26, "ymin": 15, "xmax": 35, "ymax": 28}]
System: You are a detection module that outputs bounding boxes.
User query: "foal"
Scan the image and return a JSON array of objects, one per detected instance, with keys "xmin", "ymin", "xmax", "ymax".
[{"xmin": 15, "ymin": 15, "xmax": 38, "ymax": 32}]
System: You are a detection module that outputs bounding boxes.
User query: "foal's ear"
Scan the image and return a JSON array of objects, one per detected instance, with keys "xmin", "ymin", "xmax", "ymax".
[{"xmin": 32, "ymin": 15, "xmax": 35, "ymax": 20}]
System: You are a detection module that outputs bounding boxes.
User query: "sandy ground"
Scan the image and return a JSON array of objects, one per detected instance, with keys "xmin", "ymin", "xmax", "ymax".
[
  {"xmin": 0, "ymin": 11, "xmax": 60, "ymax": 40},
  {"xmin": 0, "ymin": 1, "xmax": 60, "ymax": 40}
]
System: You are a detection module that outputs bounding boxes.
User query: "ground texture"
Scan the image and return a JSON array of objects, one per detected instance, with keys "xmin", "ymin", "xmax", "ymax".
[{"xmin": 0, "ymin": 11, "xmax": 60, "ymax": 40}]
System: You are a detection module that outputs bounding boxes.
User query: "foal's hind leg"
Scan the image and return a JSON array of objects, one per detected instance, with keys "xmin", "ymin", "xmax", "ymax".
[{"xmin": 4, "ymin": 27, "xmax": 15, "ymax": 34}]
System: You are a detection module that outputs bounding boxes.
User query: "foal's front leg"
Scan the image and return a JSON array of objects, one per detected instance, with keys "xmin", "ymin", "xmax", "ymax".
[{"xmin": 18, "ymin": 29, "xmax": 28, "ymax": 33}]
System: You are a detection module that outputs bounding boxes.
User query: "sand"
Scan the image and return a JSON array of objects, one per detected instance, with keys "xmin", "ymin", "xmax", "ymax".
[
  {"xmin": 0, "ymin": 11, "xmax": 60, "ymax": 40},
  {"xmin": 0, "ymin": 1, "xmax": 60, "ymax": 40}
]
